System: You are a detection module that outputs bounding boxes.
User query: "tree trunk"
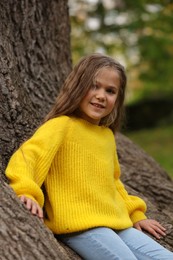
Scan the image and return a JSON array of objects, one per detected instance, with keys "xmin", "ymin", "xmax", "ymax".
[
  {"xmin": 0, "ymin": 1, "xmax": 172, "ymax": 259},
  {"xmin": 0, "ymin": 0, "xmax": 71, "ymax": 174},
  {"xmin": 0, "ymin": 0, "xmax": 80, "ymax": 259},
  {"xmin": 116, "ymin": 134, "xmax": 173, "ymax": 251}
]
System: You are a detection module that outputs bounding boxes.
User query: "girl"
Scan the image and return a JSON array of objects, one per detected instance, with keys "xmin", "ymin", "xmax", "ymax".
[{"xmin": 5, "ymin": 54, "xmax": 173, "ymax": 259}]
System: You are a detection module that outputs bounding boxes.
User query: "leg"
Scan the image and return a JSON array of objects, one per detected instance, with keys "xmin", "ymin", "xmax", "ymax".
[
  {"xmin": 117, "ymin": 227, "xmax": 173, "ymax": 260},
  {"xmin": 60, "ymin": 227, "xmax": 137, "ymax": 260}
]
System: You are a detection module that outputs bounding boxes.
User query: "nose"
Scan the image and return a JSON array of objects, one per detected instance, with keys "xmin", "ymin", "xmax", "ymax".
[{"xmin": 95, "ymin": 89, "xmax": 106, "ymax": 101}]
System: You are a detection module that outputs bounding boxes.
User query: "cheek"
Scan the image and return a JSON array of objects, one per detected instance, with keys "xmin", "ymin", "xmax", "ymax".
[
  {"xmin": 109, "ymin": 96, "xmax": 117, "ymax": 109},
  {"xmin": 82, "ymin": 91, "xmax": 92, "ymax": 103},
  {"xmin": 80, "ymin": 92, "xmax": 91, "ymax": 106}
]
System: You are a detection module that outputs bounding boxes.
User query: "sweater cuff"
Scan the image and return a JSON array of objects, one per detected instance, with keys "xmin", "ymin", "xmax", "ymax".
[{"xmin": 130, "ymin": 210, "xmax": 147, "ymax": 224}]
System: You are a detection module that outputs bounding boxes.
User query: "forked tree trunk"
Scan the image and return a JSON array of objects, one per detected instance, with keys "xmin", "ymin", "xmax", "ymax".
[
  {"xmin": 0, "ymin": 0, "xmax": 80, "ymax": 259},
  {"xmin": 0, "ymin": 1, "xmax": 173, "ymax": 259}
]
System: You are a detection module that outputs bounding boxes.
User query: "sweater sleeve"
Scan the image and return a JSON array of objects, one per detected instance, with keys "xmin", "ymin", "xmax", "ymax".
[
  {"xmin": 5, "ymin": 116, "xmax": 70, "ymax": 207},
  {"xmin": 115, "ymin": 178, "xmax": 147, "ymax": 224},
  {"xmin": 114, "ymin": 144, "xmax": 147, "ymax": 224}
]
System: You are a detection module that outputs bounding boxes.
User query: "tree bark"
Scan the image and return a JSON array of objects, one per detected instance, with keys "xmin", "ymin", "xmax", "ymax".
[
  {"xmin": 0, "ymin": 0, "xmax": 80, "ymax": 259},
  {"xmin": 0, "ymin": 0, "xmax": 172, "ymax": 259},
  {"xmin": 117, "ymin": 134, "xmax": 173, "ymax": 251},
  {"xmin": 0, "ymin": 0, "xmax": 71, "ymax": 174}
]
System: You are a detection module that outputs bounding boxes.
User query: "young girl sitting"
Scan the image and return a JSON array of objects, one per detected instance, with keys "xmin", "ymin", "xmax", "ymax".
[{"xmin": 5, "ymin": 54, "xmax": 173, "ymax": 259}]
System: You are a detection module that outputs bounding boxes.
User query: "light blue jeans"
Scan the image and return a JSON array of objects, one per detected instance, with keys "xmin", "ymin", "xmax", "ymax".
[{"xmin": 60, "ymin": 227, "xmax": 173, "ymax": 260}]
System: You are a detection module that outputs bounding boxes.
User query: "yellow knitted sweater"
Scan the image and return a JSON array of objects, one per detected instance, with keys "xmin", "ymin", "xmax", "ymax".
[{"xmin": 6, "ymin": 115, "xmax": 147, "ymax": 234}]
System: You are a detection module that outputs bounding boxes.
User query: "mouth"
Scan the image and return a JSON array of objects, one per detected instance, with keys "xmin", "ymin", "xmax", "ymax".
[{"xmin": 90, "ymin": 102, "xmax": 105, "ymax": 109}]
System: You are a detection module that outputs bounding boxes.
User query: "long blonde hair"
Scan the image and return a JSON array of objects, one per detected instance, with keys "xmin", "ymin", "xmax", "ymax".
[{"xmin": 45, "ymin": 53, "xmax": 127, "ymax": 133}]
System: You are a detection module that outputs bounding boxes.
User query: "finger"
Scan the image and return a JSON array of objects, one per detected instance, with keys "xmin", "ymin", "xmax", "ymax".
[
  {"xmin": 19, "ymin": 195, "xmax": 26, "ymax": 203},
  {"xmin": 151, "ymin": 225, "xmax": 166, "ymax": 237},
  {"xmin": 144, "ymin": 225, "xmax": 165, "ymax": 239},
  {"xmin": 134, "ymin": 223, "xmax": 142, "ymax": 231},
  {"xmin": 37, "ymin": 206, "xmax": 44, "ymax": 219},
  {"xmin": 31, "ymin": 203, "xmax": 37, "ymax": 215},
  {"xmin": 140, "ymin": 220, "xmax": 165, "ymax": 233},
  {"xmin": 147, "ymin": 221, "xmax": 167, "ymax": 236},
  {"xmin": 32, "ymin": 203, "xmax": 43, "ymax": 219},
  {"xmin": 20, "ymin": 196, "xmax": 30, "ymax": 207},
  {"xmin": 157, "ymin": 229, "xmax": 166, "ymax": 237},
  {"xmin": 25, "ymin": 198, "xmax": 32, "ymax": 210},
  {"xmin": 19, "ymin": 196, "xmax": 43, "ymax": 220},
  {"xmin": 154, "ymin": 222, "xmax": 166, "ymax": 232},
  {"xmin": 149, "ymin": 229, "xmax": 161, "ymax": 240},
  {"xmin": 149, "ymin": 220, "xmax": 166, "ymax": 230},
  {"xmin": 30, "ymin": 202, "xmax": 43, "ymax": 219}
]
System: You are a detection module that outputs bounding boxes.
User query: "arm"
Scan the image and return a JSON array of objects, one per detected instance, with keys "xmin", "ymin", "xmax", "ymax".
[
  {"xmin": 115, "ymin": 179, "xmax": 166, "ymax": 238},
  {"xmin": 114, "ymin": 146, "xmax": 166, "ymax": 239},
  {"xmin": 5, "ymin": 116, "xmax": 70, "ymax": 208},
  {"xmin": 115, "ymin": 178, "xmax": 147, "ymax": 223},
  {"xmin": 114, "ymin": 146, "xmax": 147, "ymax": 223}
]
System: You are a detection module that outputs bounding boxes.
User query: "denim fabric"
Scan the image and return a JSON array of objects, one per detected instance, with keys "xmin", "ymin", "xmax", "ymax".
[{"xmin": 60, "ymin": 227, "xmax": 173, "ymax": 260}]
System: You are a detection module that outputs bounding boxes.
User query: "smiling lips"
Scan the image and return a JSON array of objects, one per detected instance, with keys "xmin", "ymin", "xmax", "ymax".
[{"xmin": 90, "ymin": 102, "xmax": 105, "ymax": 109}]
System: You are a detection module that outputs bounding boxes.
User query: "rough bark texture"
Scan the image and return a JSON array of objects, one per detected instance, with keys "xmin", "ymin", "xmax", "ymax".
[
  {"xmin": 0, "ymin": 0, "xmax": 80, "ymax": 259},
  {"xmin": 0, "ymin": 0, "xmax": 71, "ymax": 175},
  {"xmin": 0, "ymin": 0, "xmax": 173, "ymax": 259},
  {"xmin": 116, "ymin": 134, "xmax": 173, "ymax": 251}
]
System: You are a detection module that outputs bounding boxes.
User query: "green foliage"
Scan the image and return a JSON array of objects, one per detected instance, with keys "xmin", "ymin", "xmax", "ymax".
[
  {"xmin": 68, "ymin": 1, "xmax": 173, "ymax": 178},
  {"xmin": 126, "ymin": 125, "xmax": 173, "ymax": 178},
  {"xmin": 69, "ymin": 0, "xmax": 173, "ymax": 102}
]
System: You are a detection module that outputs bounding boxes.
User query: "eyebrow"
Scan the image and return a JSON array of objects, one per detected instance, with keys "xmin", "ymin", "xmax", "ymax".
[
  {"xmin": 107, "ymin": 86, "xmax": 118, "ymax": 89},
  {"xmin": 95, "ymin": 80, "xmax": 118, "ymax": 89}
]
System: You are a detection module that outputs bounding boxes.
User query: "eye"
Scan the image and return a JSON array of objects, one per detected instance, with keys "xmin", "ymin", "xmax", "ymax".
[{"xmin": 106, "ymin": 88, "xmax": 117, "ymax": 94}]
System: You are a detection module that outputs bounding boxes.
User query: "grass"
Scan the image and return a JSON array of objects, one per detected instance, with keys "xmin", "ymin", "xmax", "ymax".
[{"xmin": 125, "ymin": 125, "xmax": 173, "ymax": 178}]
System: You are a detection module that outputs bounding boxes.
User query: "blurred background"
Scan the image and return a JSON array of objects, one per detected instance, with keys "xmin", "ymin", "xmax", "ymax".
[{"xmin": 68, "ymin": 0, "xmax": 173, "ymax": 178}]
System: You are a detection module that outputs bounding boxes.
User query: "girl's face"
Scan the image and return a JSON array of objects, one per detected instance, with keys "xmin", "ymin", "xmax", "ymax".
[{"xmin": 79, "ymin": 67, "xmax": 120, "ymax": 125}]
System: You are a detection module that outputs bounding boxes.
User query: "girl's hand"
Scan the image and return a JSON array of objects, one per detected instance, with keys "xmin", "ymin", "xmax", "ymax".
[
  {"xmin": 19, "ymin": 195, "xmax": 43, "ymax": 220},
  {"xmin": 134, "ymin": 219, "xmax": 166, "ymax": 240}
]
